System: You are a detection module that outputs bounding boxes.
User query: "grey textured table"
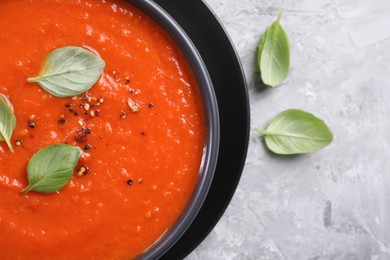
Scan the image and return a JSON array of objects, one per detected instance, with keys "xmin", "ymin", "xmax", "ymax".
[{"xmin": 188, "ymin": 0, "xmax": 390, "ymax": 259}]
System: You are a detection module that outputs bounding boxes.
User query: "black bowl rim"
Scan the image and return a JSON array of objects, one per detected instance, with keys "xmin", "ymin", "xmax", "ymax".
[{"xmin": 128, "ymin": 0, "xmax": 220, "ymax": 259}]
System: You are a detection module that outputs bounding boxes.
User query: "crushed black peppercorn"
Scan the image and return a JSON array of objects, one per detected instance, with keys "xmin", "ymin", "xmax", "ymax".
[
  {"xmin": 81, "ymin": 94, "xmax": 91, "ymax": 102},
  {"xmin": 84, "ymin": 128, "xmax": 91, "ymax": 135},
  {"xmin": 84, "ymin": 144, "xmax": 92, "ymax": 151},
  {"xmin": 127, "ymin": 179, "xmax": 133, "ymax": 185},
  {"xmin": 58, "ymin": 118, "xmax": 66, "ymax": 125},
  {"xmin": 28, "ymin": 121, "xmax": 35, "ymax": 129}
]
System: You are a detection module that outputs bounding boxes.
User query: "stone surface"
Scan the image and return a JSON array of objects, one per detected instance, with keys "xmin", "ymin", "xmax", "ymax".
[{"xmin": 188, "ymin": 0, "xmax": 390, "ymax": 259}]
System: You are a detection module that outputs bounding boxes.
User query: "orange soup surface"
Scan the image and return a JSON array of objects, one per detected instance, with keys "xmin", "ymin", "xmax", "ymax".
[{"xmin": 0, "ymin": 0, "xmax": 205, "ymax": 259}]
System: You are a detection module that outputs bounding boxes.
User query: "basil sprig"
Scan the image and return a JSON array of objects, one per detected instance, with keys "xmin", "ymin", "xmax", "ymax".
[
  {"xmin": 258, "ymin": 109, "xmax": 333, "ymax": 155},
  {"xmin": 0, "ymin": 95, "xmax": 16, "ymax": 152},
  {"xmin": 257, "ymin": 9, "xmax": 290, "ymax": 87},
  {"xmin": 28, "ymin": 46, "xmax": 105, "ymax": 98},
  {"xmin": 21, "ymin": 144, "xmax": 82, "ymax": 194}
]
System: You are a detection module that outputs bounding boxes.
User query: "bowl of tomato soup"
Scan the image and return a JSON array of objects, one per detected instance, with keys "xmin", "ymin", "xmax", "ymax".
[{"xmin": 0, "ymin": 0, "xmax": 219, "ymax": 259}]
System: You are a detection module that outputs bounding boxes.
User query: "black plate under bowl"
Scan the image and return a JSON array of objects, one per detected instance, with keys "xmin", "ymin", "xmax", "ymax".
[{"xmin": 153, "ymin": 0, "xmax": 250, "ymax": 259}]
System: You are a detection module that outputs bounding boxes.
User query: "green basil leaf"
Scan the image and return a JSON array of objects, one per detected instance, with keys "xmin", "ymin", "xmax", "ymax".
[
  {"xmin": 0, "ymin": 94, "xmax": 16, "ymax": 152},
  {"xmin": 21, "ymin": 144, "xmax": 82, "ymax": 194},
  {"xmin": 27, "ymin": 46, "xmax": 105, "ymax": 98},
  {"xmin": 258, "ymin": 109, "xmax": 333, "ymax": 155},
  {"xmin": 257, "ymin": 10, "xmax": 290, "ymax": 87}
]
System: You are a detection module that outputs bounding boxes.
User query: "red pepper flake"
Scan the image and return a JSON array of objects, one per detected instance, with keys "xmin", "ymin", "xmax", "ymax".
[
  {"xmin": 127, "ymin": 98, "xmax": 140, "ymax": 113},
  {"xmin": 125, "ymin": 76, "xmax": 131, "ymax": 84},
  {"xmin": 76, "ymin": 166, "xmax": 89, "ymax": 177},
  {"xmin": 15, "ymin": 140, "xmax": 23, "ymax": 147},
  {"xmin": 75, "ymin": 130, "xmax": 87, "ymax": 143},
  {"xmin": 83, "ymin": 103, "xmax": 91, "ymax": 111},
  {"xmin": 138, "ymin": 178, "xmax": 143, "ymax": 184},
  {"xmin": 120, "ymin": 111, "xmax": 127, "ymax": 119}
]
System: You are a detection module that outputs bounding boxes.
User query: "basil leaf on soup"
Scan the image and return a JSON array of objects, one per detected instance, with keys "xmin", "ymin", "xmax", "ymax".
[
  {"xmin": 257, "ymin": 10, "xmax": 290, "ymax": 87},
  {"xmin": 21, "ymin": 144, "xmax": 82, "ymax": 194},
  {"xmin": 0, "ymin": 94, "xmax": 16, "ymax": 152},
  {"xmin": 27, "ymin": 46, "xmax": 105, "ymax": 98},
  {"xmin": 257, "ymin": 109, "xmax": 333, "ymax": 155}
]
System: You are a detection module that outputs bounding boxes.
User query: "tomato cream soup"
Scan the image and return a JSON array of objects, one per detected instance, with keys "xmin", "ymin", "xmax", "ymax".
[{"xmin": 0, "ymin": 0, "xmax": 205, "ymax": 259}]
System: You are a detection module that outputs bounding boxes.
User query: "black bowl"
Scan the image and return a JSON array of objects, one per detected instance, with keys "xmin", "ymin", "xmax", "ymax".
[{"xmin": 128, "ymin": 0, "xmax": 220, "ymax": 259}]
